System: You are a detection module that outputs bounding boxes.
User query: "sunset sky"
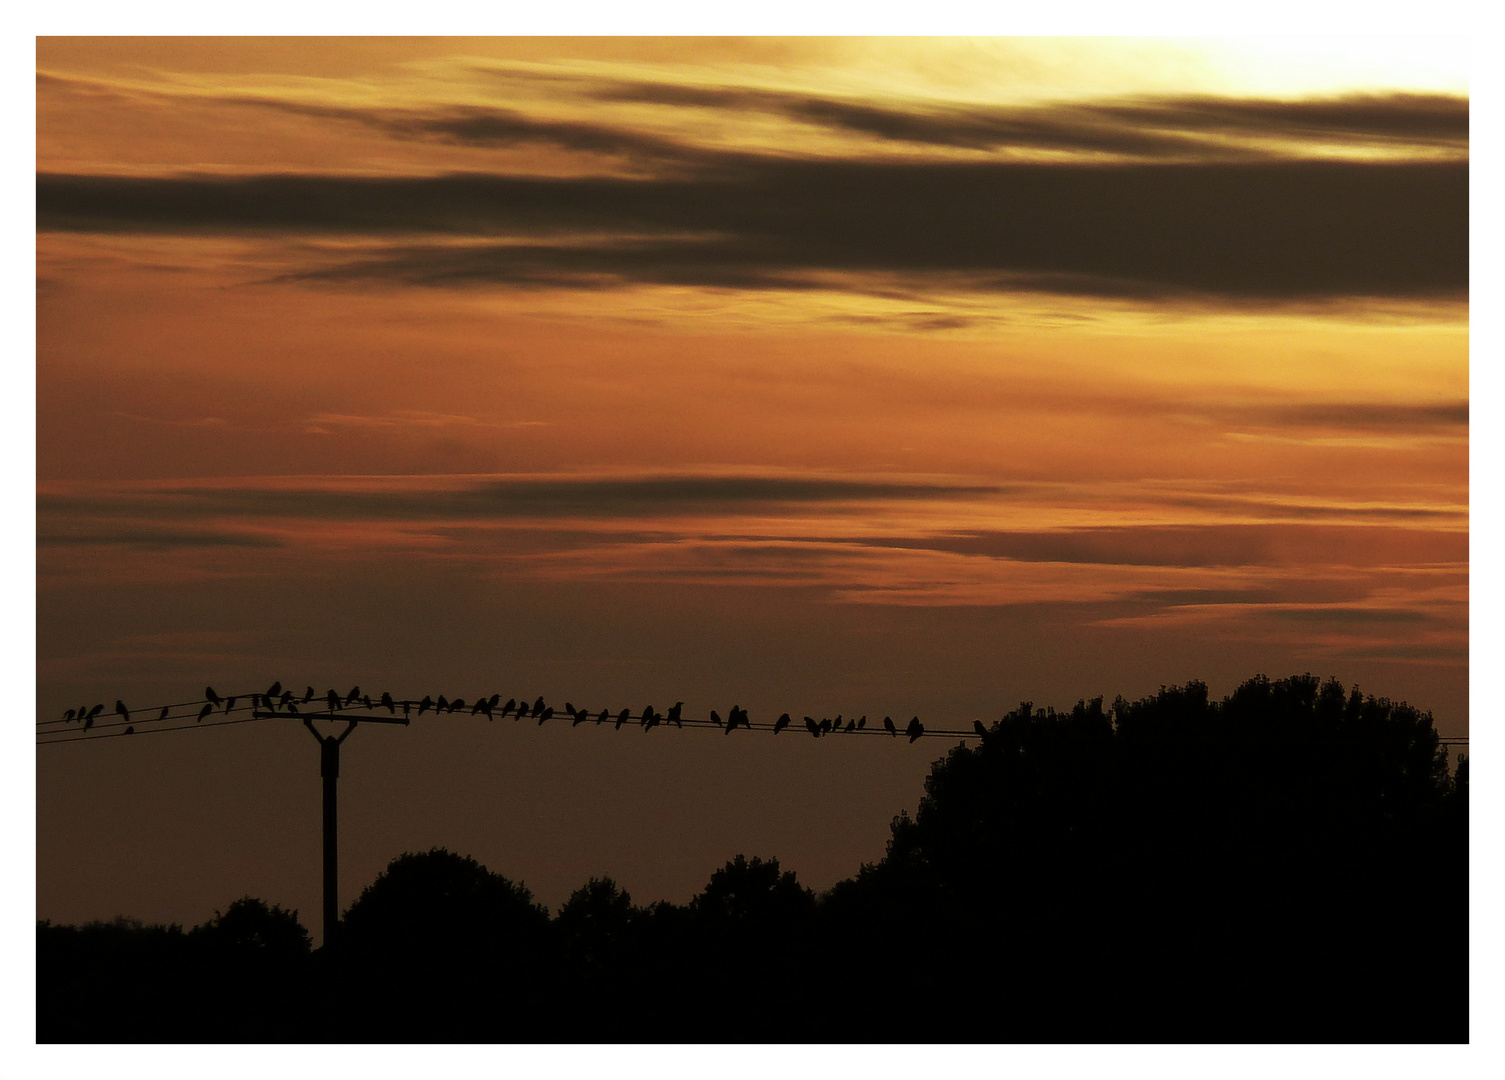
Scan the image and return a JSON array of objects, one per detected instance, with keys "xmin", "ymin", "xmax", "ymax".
[{"xmin": 35, "ymin": 37, "xmax": 1468, "ymax": 941}]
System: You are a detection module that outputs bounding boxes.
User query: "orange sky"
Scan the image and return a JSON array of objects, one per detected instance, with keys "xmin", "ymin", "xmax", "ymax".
[{"xmin": 36, "ymin": 38, "xmax": 1467, "ymax": 937}]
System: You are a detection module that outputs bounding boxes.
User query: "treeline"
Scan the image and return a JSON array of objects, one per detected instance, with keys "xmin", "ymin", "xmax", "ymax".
[{"xmin": 37, "ymin": 674, "xmax": 1467, "ymax": 1043}]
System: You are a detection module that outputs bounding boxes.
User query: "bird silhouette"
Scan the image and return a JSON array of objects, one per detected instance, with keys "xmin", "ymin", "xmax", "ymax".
[
  {"xmin": 345, "ymin": 686, "xmax": 360, "ymax": 706},
  {"xmin": 566, "ymin": 702, "xmax": 577, "ymax": 717},
  {"xmin": 287, "ymin": 701, "xmax": 300, "ymax": 714},
  {"xmin": 615, "ymin": 708, "xmax": 630, "ymax": 730},
  {"xmin": 668, "ymin": 702, "xmax": 684, "ymax": 727},
  {"xmin": 710, "ymin": 710, "xmax": 723, "ymax": 728},
  {"xmin": 845, "ymin": 719, "xmax": 856, "ymax": 733},
  {"xmin": 418, "ymin": 695, "xmax": 433, "ymax": 715},
  {"xmin": 472, "ymin": 698, "xmax": 486, "ymax": 715},
  {"xmin": 83, "ymin": 711, "xmax": 96, "ymax": 731},
  {"xmin": 857, "ymin": 716, "xmax": 867, "ymax": 730},
  {"xmin": 362, "ymin": 695, "xmax": 372, "ymax": 710},
  {"xmin": 973, "ymin": 719, "xmax": 988, "ymax": 740},
  {"xmin": 774, "ymin": 712, "xmax": 791, "ymax": 735},
  {"xmin": 224, "ymin": 696, "xmax": 237, "ymax": 713},
  {"xmin": 197, "ymin": 703, "xmax": 213, "ymax": 722},
  {"xmin": 114, "ymin": 700, "xmax": 130, "ymax": 724},
  {"xmin": 204, "ymin": 687, "xmax": 221, "ymax": 707},
  {"xmin": 532, "ymin": 696, "xmax": 546, "ymax": 715},
  {"xmin": 537, "ymin": 707, "xmax": 554, "ymax": 725},
  {"xmin": 597, "ymin": 708, "xmax": 609, "ymax": 724},
  {"xmin": 644, "ymin": 708, "xmax": 660, "ymax": 732},
  {"xmin": 819, "ymin": 718, "xmax": 832, "ymax": 735},
  {"xmin": 906, "ymin": 716, "xmax": 924, "ymax": 743},
  {"xmin": 280, "ymin": 691, "xmax": 293, "ymax": 706},
  {"xmin": 516, "ymin": 699, "xmax": 532, "ymax": 719},
  {"xmin": 65, "ymin": 708, "xmax": 76, "ymax": 722},
  {"xmin": 326, "ymin": 689, "xmax": 341, "ymax": 712},
  {"xmin": 450, "ymin": 698, "xmax": 465, "ymax": 714},
  {"xmin": 157, "ymin": 706, "xmax": 169, "ymax": 722},
  {"xmin": 123, "ymin": 726, "xmax": 134, "ymax": 735},
  {"xmin": 883, "ymin": 716, "xmax": 897, "ymax": 737},
  {"xmin": 640, "ymin": 705, "xmax": 656, "ymax": 728},
  {"xmin": 304, "ymin": 686, "xmax": 316, "ymax": 703},
  {"xmin": 500, "ymin": 698, "xmax": 516, "ymax": 717},
  {"xmin": 267, "ymin": 681, "xmax": 282, "ymax": 700},
  {"xmin": 381, "ymin": 692, "xmax": 395, "ymax": 714},
  {"xmin": 436, "ymin": 695, "xmax": 449, "ymax": 713},
  {"xmin": 572, "ymin": 708, "xmax": 589, "ymax": 727},
  {"xmin": 805, "ymin": 716, "xmax": 820, "ymax": 738}
]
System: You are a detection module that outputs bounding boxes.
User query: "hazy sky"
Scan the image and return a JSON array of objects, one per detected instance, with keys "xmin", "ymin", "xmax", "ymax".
[{"xmin": 36, "ymin": 37, "xmax": 1467, "ymax": 940}]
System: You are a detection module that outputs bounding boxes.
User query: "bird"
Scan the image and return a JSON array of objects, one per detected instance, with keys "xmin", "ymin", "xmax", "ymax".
[
  {"xmin": 280, "ymin": 691, "xmax": 293, "ymax": 706},
  {"xmin": 516, "ymin": 699, "xmax": 532, "ymax": 719},
  {"xmin": 488, "ymin": 693, "xmax": 500, "ymax": 711},
  {"xmin": 157, "ymin": 706, "xmax": 169, "ymax": 722},
  {"xmin": 83, "ymin": 710, "xmax": 96, "ymax": 731},
  {"xmin": 304, "ymin": 686, "xmax": 316, "ymax": 703},
  {"xmin": 845, "ymin": 719, "xmax": 856, "ymax": 733},
  {"xmin": 819, "ymin": 718, "xmax": 832, "ymax": 735},
  {"xmin": 566, "ymin": 702, "xmax": 577, "ymax": 717},
  {"xmin": 287, "ymin": 701, "xmax": 300, "ymax": 714},
  {"xmin": 710, "ymin": 710, "xmax": 723, "ymax": 728},
  {"xmin": 197, "ymin": 703, "xmax": 213, "ymax": 722},
  {"xmin": 883, "ymin": 716, "xmax": 897, "ymax": 738},
  {"xmin": 857, "ymin": 716, "xmax": 866, "ymax": 730},
  {"xmin": 362, "ymin": 695, "xmax": 372, "ymax": 711},
  {"xmin": 123, "ymin": 726, "xmax": 134, "ymax": 735},
  {"xmin": 596, "ymin": 708, "xmax": 609, "ymax": 724},
  {"xmin": 477, "ymin": 698, "xmax": 493, "ymax": 719},
  {"xmin": 500, "ymin": 698, "xmax": 516, "ymax": 717},
  {"xmin": 831, "ymin": 714, "xmax": 842, "ymax": 730},
  {"xmin": 532, "ymin": 696, "xmax": 546, "ymax": 715},
  {"xmin": 418, "ymin": 696, "xmax": 433, "ymax": 715},
  {"xmin": 76, "ymin": 705, "xmax": 89, "ymax": 722},
  {"xmin": 805, "ymin": 717, "xmax": 820, "ymax": 738},
  {"xmin": 615, "ymin": 708, "xmax": 631, "ymax": 730},
  {"xmin": 64, "ymin": 708, "xmax": 76, "ymax": 722},
  {"xmin": 326, "ymin": 689, "xmax": 342, "ymax": 712},
  {"xmin": 115, "ymin": 700, "xmax": 130, "ymax": 724},
  {"xmin": 640, "ymin": 705, "xmax": 656, "ymax": 728},
  {"xmin": 450, "ymin": 698, "xmax": 465, "ymax": 714},
  {"xmin": 267, "ymin": 681, "xmax": 282, "ymax": 700},
  {"xmin": 774, "ymin": 712, "xmax": 791, "ymax": 735},
  {"xmin": 974, "ymin": 720, "xmax": 988, "ymax": 740},
  {"xmin": 472, "ymin": 698, "xmax": 485, "ymax": 715},
  {"xmin": 537, "ymin": 707, "xmax": 554, "ymax": 725},
  {"xmin": 345, "ymin": 686, "xmax": 361, "ymax": 706},
  {"xmin": 204, "ymin": 687, "xmax": 221, "ymax": 706},
  {"xmin": 668, "ymin": 702, "xmax": 684, "ymax": 727},
  {"xmin": 224, "ymin": 696, "xmax": 237, "ymax": 713},
  {"xmin": 572, "ymin": 708, "xmax": 588, "ymax": 727},
  {"xmin": 906, "ymin": 716, "xmax": 924, "ymax": 743},
  {"xmin": 381, "ymin": 692, "xmax": 395, "ymax": 714},
  {"xmin": 644, "ymin": 708, "xmax": 660, "ymax": 732},
  {"xmin": 436, "ymin": 695, "xmax": 449, "ymax": 713}
]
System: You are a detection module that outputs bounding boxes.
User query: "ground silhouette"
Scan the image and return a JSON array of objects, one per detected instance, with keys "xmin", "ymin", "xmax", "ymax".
[{"xmin": 37, "ymin": 673, "xmax": 1467, "ymax": 1043}]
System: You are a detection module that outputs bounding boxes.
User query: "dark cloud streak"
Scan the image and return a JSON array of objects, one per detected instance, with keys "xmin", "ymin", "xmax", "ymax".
[{"xmin": 38, "ymin": 160, "xmax": 1468, "ymax": 301}]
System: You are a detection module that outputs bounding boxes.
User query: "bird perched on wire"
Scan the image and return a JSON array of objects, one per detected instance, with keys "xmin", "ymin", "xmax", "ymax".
[
  {"xmin": 572, "ymin": 707, "xmax": 589, "ymax": 727},
  {"xmin": 449, "ymin": 698, "xmax": 465, "ymax": 714},
  {"xmin": 157, "ymin": 706, "xmax": 169, "ymax": 722},
  {"xmin": 327, "ymin": 689, "xmax": 342, "ymax": 712},
  {"xmin": 597, "ymin": 708, "xmax": 610, "ymax": 725},
  {"xmin": 381, "ymin": 692, "xmax": 395, "ymax": 714},
  {"xmin": 725, "ymin": 706, "xmax": 745, "ymax": 735},
  {"xmin": 906, "ymin": 716, "xmax": 924, "ymax": 743},
  {"xmin": 197, "ymin": 703, "xmax": 214, "ymax": 722},
  {"xmin": 709, "ymin": 710, "xmax": 723, "ymax": 728},
  {"xmin": 362, "ymin": 695, "xmax": 372, "ymax": 711},
  {"xmin": 883, "ymin": 716, "xmax": 897, "ymax": 738},
  {"xmin": 418, "ymin": 696, "xmax": 433, "ymax": 715},
  {"xmin": 115, "ymin": 700, "xmax": 130, "ymax": 724},
  {"xmin": 64, "ymin": 708, "xmax": 76, "ymax": 721},
  {"xmin": 500, "ymin": 698, "xmax": 516, "ymax": 718},
  {"xmin": 224, "ymin": 696, "xmax": 237, "ymax": 714},
  {"xmin": 304, "ymin": 686, "xmax": 316, "ymax": 703},
  {"xmin": 615, "ymin": 708, "xmax": 631, "ymax": 730},
  {"xmin": 805, "ymin": 716, "xmax": 820, "ymax": 739},
  {"xmin": 436, "ymin": 695, "xmax": 450, "ymax": 713},
  {"xmin": 204, "ymin": 687, "xmax": 221, "ymax": 707},
  {"xmin": 537, "ymin": 706, "xmax": 554, "ymax": 726},
  {"xmin": 267, "ymin": 681, "xmax": 282, "ymax": 700},
  {"xmin": 819, "ymin": 718, "xmax": 832, "ymax": 735},
  {"xmin": 857, "ymin": 716, "xmax": 866, "ymax": 731},
  {"xmin": 84, "ymin": 705, "xmax": 100, "ymax": 731},
  {"xmin": 516, "ymin": 699, "xmax": 532, "ymax": 719},
  {"xmin": 532, "ymin": 696, "xmax": 547, "ymax": 716},
  {"xmin": 844, "ymin": 719, "xmax": 857, "ymax": 734},
  {"xmin": 774, "ymin": 713, "xmax": 791, "ymax": 735},
  {"xmin": 668, "ymin": 702, "xmax": 684, "ymax": 727},
  {"xmin": 640, "ymin": 705, "xmax": 657, "ymax": 730},
  {"xmin": 345, "ymin": 686, "xmax": 361, "ymax": 707},
  {"xmin": 123, "ymin": 726, "xmax": 134, "ymax": 735}
]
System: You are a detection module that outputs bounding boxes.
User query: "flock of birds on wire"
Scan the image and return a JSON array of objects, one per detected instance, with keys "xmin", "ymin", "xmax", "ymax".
[{"xmin": 43, "ymin": 681, "xmax": 938, "ymax": 744}]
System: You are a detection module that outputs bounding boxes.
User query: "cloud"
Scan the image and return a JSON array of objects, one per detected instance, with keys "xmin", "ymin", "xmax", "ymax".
[
  {"xmin": 37, "ymin": 525, "xmax": 285, "ymax": 550},
  {"xmin": 38, "ymin": 474, "xmax": 1001, "ymax": 524},
  {"xmin": 37, "ymin": 159, "xmax": 1466, "ymax": 302}
]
